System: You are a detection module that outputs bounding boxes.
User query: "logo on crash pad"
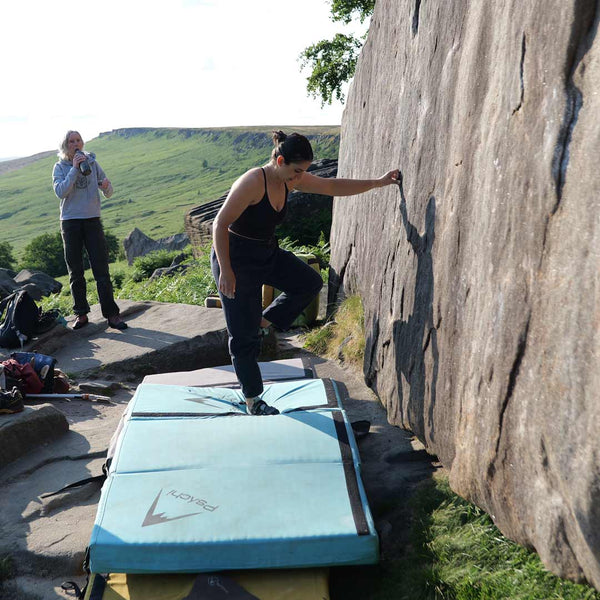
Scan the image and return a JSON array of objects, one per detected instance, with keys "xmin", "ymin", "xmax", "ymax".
[{"xmin": 142, "ymin": 488, "xmax": 218, "ymax": 527}]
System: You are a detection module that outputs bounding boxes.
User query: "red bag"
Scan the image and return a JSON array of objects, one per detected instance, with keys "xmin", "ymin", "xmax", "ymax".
[{"xmin": 1, "ymin": 359, "xmax": 43, "ymax": 395}]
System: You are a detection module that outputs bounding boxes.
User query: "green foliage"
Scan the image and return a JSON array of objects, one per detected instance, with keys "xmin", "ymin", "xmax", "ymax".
[
  {"xmin": 277, "ymin": 206, "xmax": 332, "ymax": 246},
  {"xmin": 130, "ymin": 249, "xmax": 183, "ymax": 282},
  {"xmin": 302, "ymin": 321, "xmax": 336, "ymax": 355},
  {"xmin": 0, "ymin": 241, "xmax": 16, "ymax": 270},
  {"xmin": 303, "ymin": 294, "xmax": 364, "ymax": 367},
  {"xmin": 118, "ymin": 259, "xmax": 217, "ymax": 305},
  {"xmin": 104, "ymin": 230, "xmax": 124, "ymax": 263},
  {"xmin": 300, "ymin": 0, "xmax": 375, "ymax": 105},
  {"xmin": 300, "ymin": 34, "xmax": 364, "ymax": 105},
  {"xmin": 118, "ymin": 245, "xmax": 215, "ymax": 305},
  {"xmin": 279, "ymin": 233, "xmax": 330, "ymax": 269},
  {"xmin": 333, "ymin": 475, "xmax": 600, "ymax": 600},
  {"xmin": 17, "ymin": 229, "xmax": 120, "ymax": 278},
  {"xmin": 390, "ymin": 476, "xmax": 600, "ymax": 600},
  {"xmin": 20, "ymin": 232, "xmax": 66, "ymax": 277},
  {"xmin": 330, "ymin": 0, "xmax": 375, "ymax": 23}
]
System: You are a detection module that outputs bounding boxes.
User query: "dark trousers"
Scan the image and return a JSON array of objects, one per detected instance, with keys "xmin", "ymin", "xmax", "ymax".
[
  {"xmin": 211, "ymin": 235, "xmax": 323, "ymax": 398},
  {"xmin": 60, "ymin": 217, "xmax": 119, "ymax": 319}
]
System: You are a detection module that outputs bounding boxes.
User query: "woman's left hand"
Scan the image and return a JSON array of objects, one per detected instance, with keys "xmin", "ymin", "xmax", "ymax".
[
  {"xmin": 377, "ymin": 169, "xmax": 402, "ymax": 187},
  {"xmin": 99, "ymin": 178, "xmax": 111, "ymax": 190}
]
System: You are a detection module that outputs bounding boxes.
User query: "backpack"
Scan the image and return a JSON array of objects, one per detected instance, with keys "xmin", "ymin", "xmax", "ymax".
[
  {"xmin": 0, "ymin": 358, "xmax": 43, "ymax": 395},
  {"xmin": 10, "ymin": 351, "xmax": 57, "ymax": 393},
  {"xmin": 0, "ymin": 290, "xmax": 59, "ymax": 349},
  {"xmin": 0, "ymin": 290, "xmax": 40, "ymax": 349}
]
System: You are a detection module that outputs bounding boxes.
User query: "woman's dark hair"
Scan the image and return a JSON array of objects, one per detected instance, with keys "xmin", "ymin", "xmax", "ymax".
[{"xmin": 271, "ymin": 130, "xmax": 313, "ymax": 164}]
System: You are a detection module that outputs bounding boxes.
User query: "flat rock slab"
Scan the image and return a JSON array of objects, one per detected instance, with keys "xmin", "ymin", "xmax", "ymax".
[
  {"xmin": 0, "ymin": 387, "xmax": 134, "ymax": 582},
  {"xmin": 0, "ymin": 405, "xmax": 69, "ymax": 469},
  {"xmin": 0, "ymin": 328, "xmax": 438, "ymax": 600},
  {"xmin": 34, "ymin": 300, "xmax": 229, "ymax": 379}
]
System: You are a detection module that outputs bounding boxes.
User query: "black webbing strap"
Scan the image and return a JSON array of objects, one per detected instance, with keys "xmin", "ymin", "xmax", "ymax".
[
  {"xmin": 322, "ymin": 378, "xmax": 342, "ymax": 407},
  {"xmin": 88, "ymin": 573, "xmax": 107, "ymax": 600},
  {"xmin": 41, "ymin": 474, "xmax": 106, "ymax": 499},
  {"xmin": 300, "ymin": 356, "xmax": 315, "ymax": 378},
  {"xmin": 60, "ymin": 581, "xmax": 83, "ymax": 599},
  {"xmin": 332, "ymin": 411, "xmax": 370, "ymax": 536}
]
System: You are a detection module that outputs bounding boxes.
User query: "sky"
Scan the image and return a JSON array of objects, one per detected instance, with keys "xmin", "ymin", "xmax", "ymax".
[{"xmin": 0, "ymin": 0, "xmax": 368, "ymax": 160}]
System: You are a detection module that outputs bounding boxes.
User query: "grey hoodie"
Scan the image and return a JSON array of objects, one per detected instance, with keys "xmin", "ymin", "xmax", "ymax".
[{"xmin": 52, "ymin": 152, "xmax": 113, "ymax": 220}]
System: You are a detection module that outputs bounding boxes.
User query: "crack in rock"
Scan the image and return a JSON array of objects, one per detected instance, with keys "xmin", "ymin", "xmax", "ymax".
[
  {"xmin": 512, "ymin": 33, "xmax": 527, "ymax": 115},
  {"xmin": 488, "ymin": 312, "xmax": 531, "ymax": 479},
  {"xmin": 551, "ymin": 2, "xmax": 598, "ymax": 212}
]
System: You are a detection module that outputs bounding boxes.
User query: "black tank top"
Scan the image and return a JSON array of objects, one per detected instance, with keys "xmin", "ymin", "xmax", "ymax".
[{"xmin": 229, "ymin": 168, "xmax": 288, "ymax": 240}]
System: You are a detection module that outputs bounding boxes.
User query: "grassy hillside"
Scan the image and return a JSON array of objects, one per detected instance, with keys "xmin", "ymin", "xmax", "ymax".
[{"xmin": 0, "ymin": 126, "xmax": 340, "ymax": 257}]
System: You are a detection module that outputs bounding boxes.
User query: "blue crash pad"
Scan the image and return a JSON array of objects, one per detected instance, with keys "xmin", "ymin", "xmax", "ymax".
[{"xmin": 88, "ymin": 377, "xmax": 378, "ymax": 573}]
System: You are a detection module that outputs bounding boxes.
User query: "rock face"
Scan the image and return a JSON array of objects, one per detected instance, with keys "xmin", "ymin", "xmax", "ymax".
[
  {"xmin": 0, "ymin": 269, "xmax": 62, "ymax": 301},
  {"xmin": 185, "ymin": 193, "xmax": 229, "ymax": 253},
  {"xmin": 0, "ymin": 405, "xmax": 69, "ymax": 468},
  {"xmin": 14, "ymin": 269, "xmax": 63, "ymax": 297},
  {"xmin": 123, "ymin": 228, "xmax": 189, "ymax": 265},
  {"xmin": 329, "ymin": 0, "xmax": 600, "ymax": 588}
]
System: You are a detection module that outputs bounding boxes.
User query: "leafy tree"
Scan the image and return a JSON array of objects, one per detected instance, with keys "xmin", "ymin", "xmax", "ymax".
[
  {"xmin": 20, "ymin": 232, "xmax": 67, "ymax": 277},
  {"xmin": 300, "ymin": 0, "xmax": 375, "ymax": 105},
  {"xmin": 0, "ymin": 241, "xmax": 16, "ymax": 270},
  {"xmin": 329, "ymin": 0, "xmax": 375, "ymax": 23},
  {"xmin": 19, "ymin": 229, "xmax": 122, "ymax": 278},
  {"xmin": 104, "ymin": 230, "xmax": 123, "ymax": 263}
]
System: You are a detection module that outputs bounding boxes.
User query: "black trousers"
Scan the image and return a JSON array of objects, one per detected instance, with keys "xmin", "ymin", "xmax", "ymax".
[
  {"xmin": 211, "ymin": 235, "xmax": 323, "ymax": 398},
  {"xmin": 60, "ymin": 217, "xmax": 119, "ymax": 319}
]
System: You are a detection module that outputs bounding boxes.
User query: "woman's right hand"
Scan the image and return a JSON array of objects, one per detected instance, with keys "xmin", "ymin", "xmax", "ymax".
[
  {"xmin": 219, "ymin": 268, "xmax": 236, "ymax": 299},
  {"xmin": 72, "ymin": 152, "xmax": 86, "ymax": 169}
]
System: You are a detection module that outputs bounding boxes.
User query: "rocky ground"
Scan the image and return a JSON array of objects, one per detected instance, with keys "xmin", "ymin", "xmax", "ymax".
[{"xmin": 0, "ymin": 301, "xmax": 439, "ymax": 599}]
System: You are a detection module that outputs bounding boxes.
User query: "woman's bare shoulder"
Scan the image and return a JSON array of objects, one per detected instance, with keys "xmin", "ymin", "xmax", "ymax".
[{"xmin": 231, "ymin": 167, "xmax": 265, "ymax": 201}]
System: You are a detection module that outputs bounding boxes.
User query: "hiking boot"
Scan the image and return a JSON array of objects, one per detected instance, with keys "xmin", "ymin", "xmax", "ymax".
[
  {"xmin": 108, "ymin": 315, "xmax": 128, "ymax": 330},
  {"xmin": 0, "ymin": 388, "xmax": 24, "ymax": 414},
  {"xmin": 72, "ymin": 314, "xmax": 89, "ymax": 330}
]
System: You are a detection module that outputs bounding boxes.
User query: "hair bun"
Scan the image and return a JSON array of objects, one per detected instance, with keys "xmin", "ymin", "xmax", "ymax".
[{"xmin": 272, "ymin": 130, "xmax": 287, "ymax": 144}]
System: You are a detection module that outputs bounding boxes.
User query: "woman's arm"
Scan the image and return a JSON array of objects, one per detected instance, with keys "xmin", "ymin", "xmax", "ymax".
[
  {"xmin": 212, "ymin": 169, "xmax": 263, "ymax": 298},
  {"xmin": 95, "ymin": 162, "xmax": 113, "ymax": 198},
  {"xmin": 52, "ymin": 162, "xmax": 79, "ymax": 199},
  {"xmin": 294, "ymin": 169, "xmax": 400, "ymax": 196}
]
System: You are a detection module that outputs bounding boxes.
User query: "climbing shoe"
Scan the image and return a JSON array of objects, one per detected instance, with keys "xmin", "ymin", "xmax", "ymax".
[{"xmin": 247, "ymin": 399, "xmax": 279, "ymax": 416}]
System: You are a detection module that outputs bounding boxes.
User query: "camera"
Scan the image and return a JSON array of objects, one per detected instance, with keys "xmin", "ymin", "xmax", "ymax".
[{"xmin": 75, "ymin": 150, "xmax": 91, "ymax": 176}]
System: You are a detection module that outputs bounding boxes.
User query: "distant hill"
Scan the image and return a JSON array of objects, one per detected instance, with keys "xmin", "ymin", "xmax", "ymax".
[
  {"xmin": 0, "ymin": 151, "xmax": 55, "ymax": 175},
  {"xmin": 0, "ymin": 126, "xmax": 340, "ymax": 256}
]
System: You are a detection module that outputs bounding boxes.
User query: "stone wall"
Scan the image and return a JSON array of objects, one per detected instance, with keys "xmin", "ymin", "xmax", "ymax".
[{"xmin": 329, "ymin": 0, "xmax": 600, "ymax": 587}]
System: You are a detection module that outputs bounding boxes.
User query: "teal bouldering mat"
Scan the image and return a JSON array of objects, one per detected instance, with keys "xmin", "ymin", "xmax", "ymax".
[{"xmin": 88, "ymin": 377, "xmax": 378, "ymax": 574}]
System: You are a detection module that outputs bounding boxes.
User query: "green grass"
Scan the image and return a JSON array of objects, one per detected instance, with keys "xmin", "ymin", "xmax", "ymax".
[
  {"xmin": 332, "ymin": 476, "xmax": 600, "ymax": 600},
  {"xmin": 40, "ymin": 249, "xmax": 218, "ymax": 317},
  {"xmin": 397, "ymin": 476, "xmax": 600, "ymax": 600},
  {"xmin": 0, "ymin": 126, "xmax": 339, "ymax": 258},
  {"xmin": 303, "ymin": 294, "xmax": 364, "ymax": 367}
]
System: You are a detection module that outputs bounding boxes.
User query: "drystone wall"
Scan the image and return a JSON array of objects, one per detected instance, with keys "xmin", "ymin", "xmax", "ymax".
[{"xmin": 329, "ymin": 0, "xmax": 600, "ymax": 588}]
